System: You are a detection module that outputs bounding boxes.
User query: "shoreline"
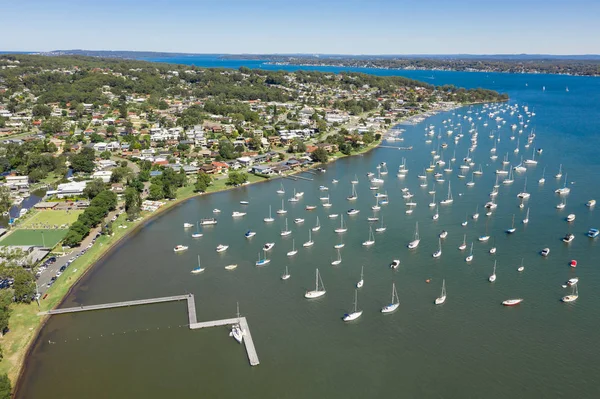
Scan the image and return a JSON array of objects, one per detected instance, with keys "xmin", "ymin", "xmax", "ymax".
[{"xmin": 11, "ymin": 100, "xmax": 480, "ymax": 393}]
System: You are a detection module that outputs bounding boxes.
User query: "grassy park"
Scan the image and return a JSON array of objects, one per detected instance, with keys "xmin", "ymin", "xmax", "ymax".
[
  {"xmin": 19, "ymin": 210, "xmax": 82, "ymax": 229},
  {"xmin": 0, "ymin": 229, "xmax": 68, "ymax": 248}
]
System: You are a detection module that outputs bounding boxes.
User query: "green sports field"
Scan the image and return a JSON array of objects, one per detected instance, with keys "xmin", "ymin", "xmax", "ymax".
[
  {"xmin": 20, "ymin": 210, "xmax": 82, "ymax": 229},
  {"xmin": 0, "ymin": 229, "xmax": 68, "ymax": 247}
]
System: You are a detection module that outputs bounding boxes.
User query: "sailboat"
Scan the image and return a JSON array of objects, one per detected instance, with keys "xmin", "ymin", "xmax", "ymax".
[
  {"xmin": 312, "ymin": 216, "xmax": 321, "ymax": 232},
  {"xmin": 517, "ymin": 177, "xmax": 530, "ymax": 200},
  {"xmin": 191, "ymin": 222, "xmax": 203, "ymax": 238},
  {"xmin": 489, "ymin": 260, "xmax": 497, "ymax": 282},
  {"xmin": 372, "ymin": 196, "xmax": 381, "ymax": 211},
  {"xmin": 539, "ymin": 166, "xmax": 546, "ymax": 184},
  {"xmin": 277, "ymin": 199, "xmax": 287, "ymax": 215},
  {"xmin": 517, "ymin": 258, "xmax": 525, "ymax": 272},
  {"xmin": 459, "ymin": 234, "xmax": 467, "ymax": 251},
  {"xmin": 191, "ymin": 255, "xmax": 205, "ymax": 274},
  {"xmin": 429, "ymin": 193, "xmax": 436, "ymax": 208},
  {"xmin": 342, "ymin": 289, "xmax": 363, "ymax": 321},
  {"xmin": 506, "ymin": 215, "xmax": 516, "ymax": 234},
  {"xmin": 440, "ymin": 182, "xmax": 453, "ymax": 204},
  {"xmin": 489, "ymin": 237, "xmax": 497, "ymax": 254},
  {"xmin": 503, "ymin": 167, "xmax": 514, "ymax": 185},
  {"xmin": 375, "ymin": 216, "xmax": 386, "ymax": 232},
  {"xmin": 351, "ymin": 174, "xmax": 359, "ymax": 184},
  {"xmin": 256, "ymin": 250, "xmax": 270, "ymax": 266},
  {"xmin": 335, "ymin": 215, "xmax": 347, "ymax": 233},
  {"xmin": 347, "ymin": 183, "xmax": 358, "ymax": 201},
  {"xmin": 276, "ymin": 183, "xmax": 285, "ymax": 195},
  {"xmin": 435, "ymin": 279, "xmax": 447, "ymax": 305},
  {"xmin": 281, "ymin": 266, "xmax": 291, "ymax": 280},
  {"xmin": 523, "ymin": 208, "xmax": 530, "ymax": 224},
  {"xmin": 356, "ymin": 266, "xmax": 364, "ymax": 288},
  {"xmin": 287, "ymin": 239, "xmax": 298, "ymax": 257},
  {"xmin": 322, "ymin": 196, "xmax": 332, "ymax": 208},
  {"xmin": 305, "ymin": 269, "xmax": 326, "ymax": 299},
  {"xmin": 408, "ymin": 222, "xmax": 420, "ymax": 249},
  {"xmin": 465, "ymin": 242, "xmax": 474, "ymax": 262},
  {"xmin": 331, "ymin": 249, "xmax": 342, "ymax": 266},
  {"xmin": 561, "ymin": 284, "xmax": 578, "ymax": 303},
  {"xmin": 433, "ymin": 238, "xmax": 442, "ymax": 258},
  {"xmin": 433, "ymin": 205, "xmax": 439, "ymax": 220},
  {"xmin": 555, "ymin": 164, "xmax": 563, "ymax": 179},
  {"xmin": 230, "ymin": 303, "xmax": 244, "ymax": 343},
  {"xmin": 303, "ymin": 230, "xmax": 314, "ymax": 247},
  {"xmin": 555, "ymin": 173, "xmax": 570, "ymax": 195},
  {"xmin": 479, "ymin": 220, "xmax": 490, "ymax": 241},
  {"xmin": 466, "ymin": 172, "xmax": 475, "ymax": 187},
  {"xmin": 264, "ymin": 205, "xmax": 275, "ymax": 222},
  {"xmin": 472, "ymin": 205, "xmax": 479, "ymax": 220},
  {"xmin": 280, "ymin": 218, "xmax": 292, "ymax": 236},
  {"xmin": 362, "ymin": 226, "xmax": 375, "ymax": 246},
  {"xmin": 381, "ymin": 282, "xmax": 400, "ymax": 313}
]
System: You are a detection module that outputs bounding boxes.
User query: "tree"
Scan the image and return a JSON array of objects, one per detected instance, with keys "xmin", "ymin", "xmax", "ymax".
[
  {"xmin": 124, "ymin": 187, "xmax": 142, "ymax": 220},
  {"xmin": 83, "ymin": 179, "xmax": 106, "ymax": 200},
  {"xmin": 227, "ymin": 171, "xmax": 248, "ymax": 186},
  {"xmin": 311, "ymin": 148, "xmax": 329, "ymax": 163},
  {"xmin": 106, "ymin": 125, "xmax": 117, "ymax": 135},
  {"xmin": 70, "ymin": 147, "xmax": 96, "ymax": 173},
  {"xmin": 218, "ymin": 140, "xmax": 237, "ymax": 160},
  {"xmin": 12, "ymin": 269, "xmax": 35, "ymax": 303},
  {"xmin": 109, "ymin": 166, "xmax": 133, "ymax": 183},
  {"xmin": 0, "ymin": 290, "xmax": 12, "ymax": 335},
  {"xmin": 40, "ymin": 117, "xmax": 65, "ymax": 134},
  {"xmin": 32, "ymin": 104, "xmax": 51, "ymax": 118},
  {"xmin": 0, "ymin": 373, "xmax": 11, "ymax": 399},
  {"xmin": 148, "ymin": 183, "xmax": 164, "ymax": 200},
  {"xmin": 0, "ymin": 187, "xmax": 11, "ymax": 215}
]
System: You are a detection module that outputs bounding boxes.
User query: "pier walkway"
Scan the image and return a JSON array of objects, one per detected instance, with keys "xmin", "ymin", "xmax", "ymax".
[{"xmin": 38, "ymin": 294, "xmax": 260, "ymax": 366}]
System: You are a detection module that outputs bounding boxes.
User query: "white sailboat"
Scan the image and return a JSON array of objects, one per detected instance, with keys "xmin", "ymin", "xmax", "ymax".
[
  {"xmin": 276, "ymin": 183, "xmax": 285, "ymax": 195},
  {"xmin": 433, "ymin": 238, "xmax": 442, "ymax": 258},
  {"xmin": 191, "ymin": 255, "xmax": 205, "ymax": 274},
  {"xmin": 381, "ymin": 282, "xmax": 400, "ymax": 313},
  {"xmin": 342, "ymin": 289, "xmax": 363, "ymax": 321},
  {"xmin": 335, "ymin": 215, "xmax": 347, "ymax": 233},
  {"xmin": 351, "ymin": 174, "xmax": 359, "ymax": 185},
  {"xmin": 362, "ymin": 226, "xmax": 375, "ymax": 246},
  {"xmin": 375, "ymin": 216, "xmax": 386, "ymax": 232},
  {"xmin": 440, "ymin": 182, "xmax": 453, "ymax": 204},
  {"xmin": 429, "ymin": 192, "xmax": 436, "ymax": 208},
  {"xmin": 472, "ymin": 205, "xmax": 479, "ymax": 220},
  {"xmin": 517, "ymin": 258, "xmax": 525, "ymax": 272},
  {"xmin": 489, "ymin": 260, "xmax": 497, "ymax": 282},
  {"xmin": 331, "ymin": 248, "xmax": 342, "ymax": 266},
  {"xmin": 555, "ymin": 164, "xmax": 563, "ymax": 179},
  {"xmin": 305, "ymin": 269, "xmax": 326, "ymax": 299},
  {"xmin": 191, "ymin": 222, "xmax": 203, "ymax": 238},
  {"xmin": 433, "ymin": 205, "xmax": 439, "ymax": 220},
  {"xmin": 230, "ymin": 303, "xmax": 244, "ymax": 344},
  {"xmin": 356, "ymin": 266, "xmax": 364, "ymax": 288},
  {"xmin": 312, "ymin": 216, "xmax": 321, "ymax": 232},
  {"xmin": 506, "ymin": 214, "xmax": 516, "ymax": 234},
  {"xmin": 435, "ymin": 279, "xmax": 447, "ymax": 305},
  {"xmin": 465, "ymin": 242, "xmax": 474, "ymax": 262},
  {"xmin": 347, "ymin": 183, "xmax": 358, "ymax": 201},
  {"xmin": 276, "ymin": 200, "xmax": 287, "ymax": 215},
  {"xmin": 287, "ymin": 239, "xmax": 298, "ymax": 257},
  {"xmin": 408, "ymin": 222, "xmax": 420, "ymax": 249},
  {"xmin": 303, "ymin": 229, "xmax": 314, "ymax": 247},
  {"xmin": 372, "ymin": 196, "xmax": 381, "ymax": 211},
  {"xmin": 281, "ymin": 218, "xmax": 291, "ymax": 236},
  {"xmin": 458, "ymin": 234, "xmax": 467, "ymax": 251},
  {"xmin": 523, "ymin": 208, "xmax": 530, "ymax": 224},
  {"xmin": 264, "ymin": 206, "xmax": 275, "ymax": 222},
  {"xmin": 281, "ymin": 266, "xmax": 291, "ymax": 280},
  {"xmin": 561, "ymin": 284, "xmax": 578, "ymax": 303},
  {"xmin": 539, "ymin": 166, "xmax": 546, "ymax": 184}
]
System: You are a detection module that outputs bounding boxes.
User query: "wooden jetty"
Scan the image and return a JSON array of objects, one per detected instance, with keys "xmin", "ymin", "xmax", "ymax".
[{"xmin": 38, "ymin": 293, "xmax": 260, "ymax": 366}]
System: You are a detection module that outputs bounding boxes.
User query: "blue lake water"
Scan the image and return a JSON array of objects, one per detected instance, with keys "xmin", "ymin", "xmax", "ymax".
[{"xmin": 16, "ymin": 58, "xmax": 600, "ymax": 398}]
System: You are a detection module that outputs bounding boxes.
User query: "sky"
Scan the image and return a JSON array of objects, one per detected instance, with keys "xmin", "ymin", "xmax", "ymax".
[{"xmin": 1, "ymin": 0, "xmax": 599, "ymax": 55}]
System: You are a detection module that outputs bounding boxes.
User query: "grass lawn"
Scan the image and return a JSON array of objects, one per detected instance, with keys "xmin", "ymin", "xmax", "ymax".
[
  {"xmin": 20, "ymin": 210, "xmax": 83, "ymax": 229},
  {"xmin": 0, "ymin": 229, "xmax": 67, "ymax": 247}
]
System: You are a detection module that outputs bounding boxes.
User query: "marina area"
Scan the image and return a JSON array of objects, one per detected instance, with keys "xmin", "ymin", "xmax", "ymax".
[{"xmin": 18, "ymin": 69, "xmax": 600, "ymax": 399}]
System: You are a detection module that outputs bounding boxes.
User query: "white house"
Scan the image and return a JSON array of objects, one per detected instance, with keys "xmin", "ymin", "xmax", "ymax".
[{"xmin": 91, "ymin": 170, "xmax": 112, "ymax": 183}]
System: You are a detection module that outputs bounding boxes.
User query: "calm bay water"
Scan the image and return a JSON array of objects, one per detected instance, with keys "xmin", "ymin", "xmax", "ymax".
[{"xmin": 17, "ymin": 60, "xmax": 600, "ymax": 398}]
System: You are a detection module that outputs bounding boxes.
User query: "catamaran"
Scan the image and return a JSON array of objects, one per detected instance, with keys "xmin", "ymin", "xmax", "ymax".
[
  {"xmin": 342, "ymin": 289, "xmax": 363, "ymax": 322},
  {"xmin": 281, "ymin": 218, "xmax": 291, "ymax": 236},
  {"xmin": 435, "ymin": 279, "xmax": 447, "ymax": 305},
  {"xmin": 287, "ymin": 239, "xmax": 298, "ymax": 257},
  {"xmin": 408, "ymin": 222, "xmax": 420, "ymax": 249},
  {"xmin": 381, "ymin": 282, "xmax": 400, "ymax": 313},
  {"xmin": 362, "ymin": 226, "xmax": 375, "ymax": 246},
  {"xmin": 305, "ymin": 269, "xmax": 326, "ymax": 299},
  {"xmin": 191, "ymin": 255, "xmax": 205, "ymax": 274}
]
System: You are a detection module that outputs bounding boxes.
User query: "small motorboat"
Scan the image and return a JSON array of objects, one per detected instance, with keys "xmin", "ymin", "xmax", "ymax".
[
  {"xmin": 586, "ymin": 199, "xmax": 596, "ymax": 207},
  {"xmin": 563, "ymin": 233, "xmax": 575, "ymax": 243},
  {"xmin": 173, "ymin": 245, "xmax": 188, "ymax": 253},
  {"xmin": 245, "ymin": 230, "xmax": 256, "ymax": 238},
  {"xmin": 540, "ymin": 248, "xmax": 550, "ymax": 257},
  {"xmin": 587, "ymin": 228, "xmax": 599, "ymax": 238},
  {"xmin": 232, "ymin": 211, "xmax": 246, "ymax": 217},
  {"xmin": 240, "ymin": 200, "xmax": 249, "ymax": 205},
  {"xmin": 183, "ymin": 223, "xmax": 194, "ymax": 228},
  {"xmin": 566, "ymin": 214, "xmax": 576, "ymax": 222},
  {"xmin": 566, "ymin": 277, "xmax": 579, "ymax": 286},
  {"xmin": 347, "ymin": 208, "xmax": 360, "ymax": 215},
  {"xmin": 294, "ymin": 218, "xmax": 305, "ymax": 224},
  {"xmin": 439, "ymin": 230, "xmax": 448, "ymax": 239},
  {"xmin": 570, "ymin": 259, "xmax": 577, "ymax": 268},
  {"xmin": 216, "ymin": 244, "xmax": 229, "ymax": 253},
  {"xmin": 213, "ymin": 209, "xmax": 221, "ymax": 213},
  {"xmin": 263, "ymin": 242, "xmax": 275, "ymax": 251},
  {"xmin": 305, "ymin": 205, "xmax": 317, "ymax": 211},
  {"xmin": 225, "ymin": 264, "xmax": 238, "ymax": 270},
  {"xmin": 502, "ymin": 298, "xmax": 523, "ymax": 306},
  {"xmin": 390, "ymin": 259, "xmax": 400, "ymax": 269}
]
